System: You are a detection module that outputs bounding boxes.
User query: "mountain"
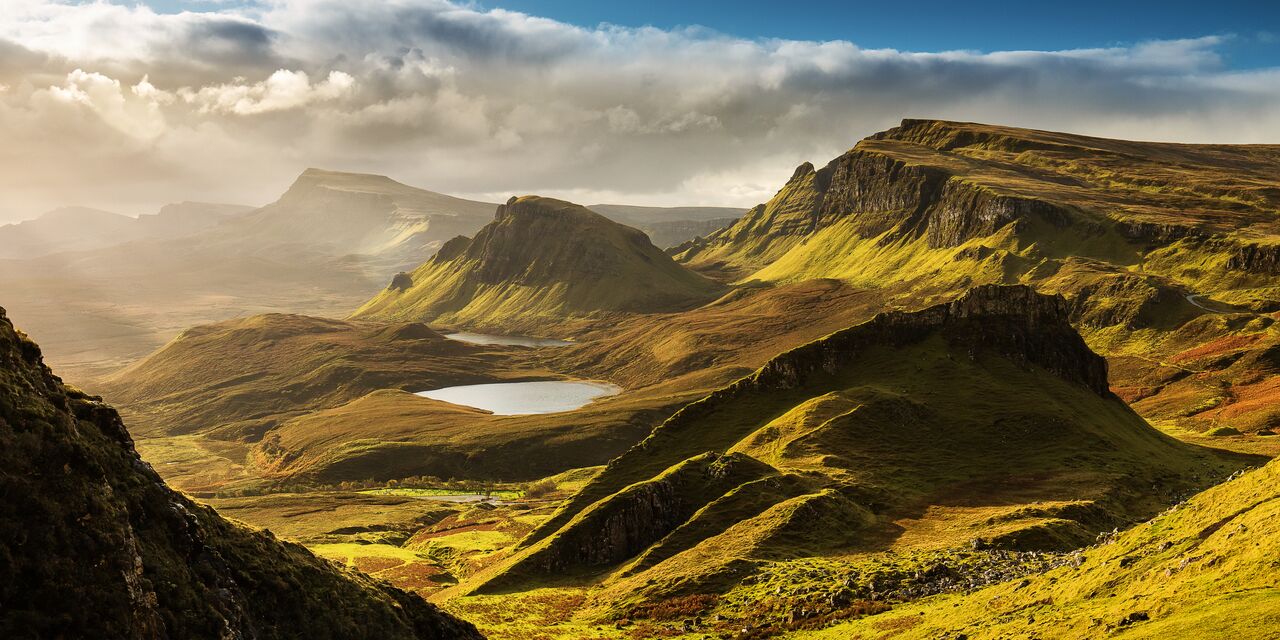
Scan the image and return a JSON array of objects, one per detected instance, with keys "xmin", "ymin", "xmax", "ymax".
[
  {"xmin": 586, "ymin": 204, "xmax": 746, "ymax": 248},
  {"xmin": 677, "ymin": 119, "xmax": 1280, "ymax": 298},
  {"xmin": 468, "ymin": 286, "xmax": 1245, "ymax": 599},
  {"xmin": 225, "ymin": 169, "xmax": 497, "ymax": 266},
  {"xmin": 0, "ymin": 305, "xmax": 481, "ymax": 639},
  {"xmin": 0, "ymin": 203, "xmax": 253, "ymax": 260},
  {"xmin": 0, "ymin": 206, "xmax": 138, "ymax": 259},
  {"xmin": 821, "ymin": 457, "xmax": 1280, "ymax": 639},
  {"xmin": 134, "ymin": 201, "xmax": 254, "ymax": 238},
  {"xmin": 353, "ymin": 196, "xmax": 726, "ymax": 331},
  {"xmin": 0, "ymin": 170, "xmax": 498, "ymax": 382},
  {"xmin": 672, "ymin": 119, "xmax": 1280, "ymax": 437}
]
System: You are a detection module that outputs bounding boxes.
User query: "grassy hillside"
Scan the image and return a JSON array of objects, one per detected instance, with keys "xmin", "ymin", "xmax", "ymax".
[
  {"xmin": 0, "ymin": 305, "xmax": 481, "ymax": 639},
  {"xmin": 468, "ymin": 286, "xmax": 1249, "ymax": 601},
  {"xmin": 812, "ymin": 458, "xmax": 1280, "ymax": 639},
  {"xmin": 98, "ymin": 313, "xmax": 515, "ymax": 440},
  {"xmin": 674, "ymin": 120, "xmax": 1280, "ymax": 440},
  {"xmin": 354, "ymin": 196, "xmax": 725, "ymax": 331}
]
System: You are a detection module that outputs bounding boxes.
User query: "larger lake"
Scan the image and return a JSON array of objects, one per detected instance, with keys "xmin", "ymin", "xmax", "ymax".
[
  {"xmin": 443, "ymin": 332, "xmax": 574, "ymax": 347},
  {"xmin": 416, "ymin": 380, "xmax": 620, "ymax": 415}
]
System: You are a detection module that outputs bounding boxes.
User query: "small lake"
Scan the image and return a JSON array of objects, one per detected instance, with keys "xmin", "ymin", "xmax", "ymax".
[
  {"xmin": 443, "ymin": 332, "xmax": 574, "ymax": 347},
  {"xmin": 416, "ymin": 380, "xmax": 620, "ymax": 415}
]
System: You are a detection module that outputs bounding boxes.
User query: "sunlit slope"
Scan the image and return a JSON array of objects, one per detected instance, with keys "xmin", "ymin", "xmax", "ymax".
[
  {"xmin": 677, "ymin": 119, "xmax": 1280, "ymax": 437},
  {"xmin": 812, "ymin": 458, "xmax": 1280, "ymax": 639},
  {"xmin": 97, "ymin": 313, "xmax": 508, "ymax": 440},
  {"xmin": 679, "ymin": 119, "xmax": 1280, "ymax": 307},
  {"xmin": 0, "ymin": 305, "xmax": 481, "ymax": 639},
  {"xmin": 353, "ymin": 196, "xmax": 725, "ymax": 330},
  {"xmin": 469, "ymin": 286, "xmax": 1248, "ymax": 596}
]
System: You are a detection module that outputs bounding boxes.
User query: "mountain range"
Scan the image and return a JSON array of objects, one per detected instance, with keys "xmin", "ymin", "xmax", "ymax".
[{"xmin": 5, "ymin": 119, "xmax": 1280, "ymax": 639}]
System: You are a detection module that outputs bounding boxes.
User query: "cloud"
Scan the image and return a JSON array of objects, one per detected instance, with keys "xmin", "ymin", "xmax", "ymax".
[
  {"xmin": 182, "ymin": 69, "xmax": 355, "ymax": 115},
  {"xmin": 0, "ymin": 1, "xmax": 1276, "ymax": 221}
]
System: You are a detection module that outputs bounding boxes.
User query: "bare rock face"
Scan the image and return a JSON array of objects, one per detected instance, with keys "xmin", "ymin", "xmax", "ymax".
[
  {"xmin": 0, "ymin": 306, "xmax": 483, "ymax": 640},
  {"xmin": 748, "ymin": 284, "xmax": 1111, "ymax": 397}
]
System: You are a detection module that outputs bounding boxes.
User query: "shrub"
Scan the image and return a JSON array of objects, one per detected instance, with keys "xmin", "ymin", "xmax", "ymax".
[
  {"xmin": 1205, "ymin": 426, "xmax": 1243, "ymax": 437},
  {"xmin": 523, "ymin": 479, "xmax": 558, "ymax": 499}
]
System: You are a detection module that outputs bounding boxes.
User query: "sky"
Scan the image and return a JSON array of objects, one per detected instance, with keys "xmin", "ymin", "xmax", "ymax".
[{"xmin": 0, "ymin": 1, "xmax": 1278, "ymax": 222}]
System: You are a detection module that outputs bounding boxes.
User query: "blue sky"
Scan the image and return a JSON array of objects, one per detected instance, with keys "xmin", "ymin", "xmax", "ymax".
[{"xmin": 141, "ymin": 0, "xmax": 1280, "ymax": 68}]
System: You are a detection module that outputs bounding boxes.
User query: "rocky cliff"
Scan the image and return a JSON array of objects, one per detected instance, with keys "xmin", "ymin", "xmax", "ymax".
[{"xmin": 0, "ymin": 306, "xmax": 482, "ymax": 639}]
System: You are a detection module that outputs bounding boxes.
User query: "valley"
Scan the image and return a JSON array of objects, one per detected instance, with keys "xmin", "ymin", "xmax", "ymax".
[{"xmin": 6, "ymin": 119, "xmax": 1280, "ymax": 639}]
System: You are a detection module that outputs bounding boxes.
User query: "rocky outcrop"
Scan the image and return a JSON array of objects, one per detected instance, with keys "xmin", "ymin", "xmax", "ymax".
[
  {"xmin": 744, "ymin": 285, "xmax": 1110, "ymax": 396},
  {"xmin": 1223, "ymin": 240, "xmax": 1280, "ymax": 275},
  {"xmin": 680, "ymin": 134, "xmax": 1086, "ymax": 273},
  {"xmin": 0, "ymin": 306, "xmax": 482, "ymax": 639}
]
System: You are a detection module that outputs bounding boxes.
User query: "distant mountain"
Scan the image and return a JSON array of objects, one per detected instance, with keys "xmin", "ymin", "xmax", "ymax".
[
  {"xmin": 0, "ymin": 169, "xmax": 498, "ymax": 382},
  {"xmin": 587, "ymin": 204, "xmax": 746, "ymax": 248},
  {"xmin": 135, "ymin": 201, "xmax": 254, "ymax": 239},
  {"xmin": 353, "ymin": 196, "xmax": 725, "ymax": 330},
  {"xmin": 588, "ymin": 203, "xmax": 748, "ymax": 225},
  {"xmin": 225, "ymin": 169, "xmax": 497, "ymax": 264},
  {"xmin": 0, "ymin": 306, "xmax": 481, "ymax": 639},
  {"xmin": 470, "ymin": 286, "xmax": 1244, "ymax": 598},
  {"xmin": 0, "ymin": 203, "xmax": 252, "ymax": 260}
]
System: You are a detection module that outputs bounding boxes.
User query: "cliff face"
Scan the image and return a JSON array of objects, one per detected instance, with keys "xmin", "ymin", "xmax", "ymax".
[
  {"xmin": 353, "ymin": 195, "xmax": 724, "ymax": 328},
  {"xmin": 679, "ymin": 119, "xmax": 1280, "ymax": 302},
  {"xmin": 0, "ymin": 307, "xmax": 482, "ymax": 639},
  {"xmin": 744, "ymin": 284, "xmax": 1110, "ymax": 396}
]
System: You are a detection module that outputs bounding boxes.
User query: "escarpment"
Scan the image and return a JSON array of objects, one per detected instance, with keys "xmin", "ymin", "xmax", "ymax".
[
  {"xmin": 0, "ymin": 306, "xmax": 482, "ymax": 639},
  {"xmin": 743, "ymin": 284, "xmax": 1110, "ymax": 396}
]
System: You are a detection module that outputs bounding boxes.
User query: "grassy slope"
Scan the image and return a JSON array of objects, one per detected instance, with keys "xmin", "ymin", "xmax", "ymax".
[
  {"xmin": 97, "ymin": 313, "xmax": 518, "ymax": 440},
  {"xmin": 679, "ymin": 119, "xmax": 1280, "ymax": 438},
  {"xmin": 354, "ymin": 196, "xmax": 725, "ymax": 331},
  {"xmin": 810, "ymin": 459, "xmax": 1280, "ymax": 639},
  {"xmin": 469, "ymin": 287, "xmax": 1251, "ymax": 600}
]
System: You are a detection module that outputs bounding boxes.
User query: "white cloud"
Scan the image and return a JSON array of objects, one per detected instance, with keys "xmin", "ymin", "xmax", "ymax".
[
  {"xmin": 0, "ymin": 1, "xmax": 1276, "ymax": 221},
  {"xmin": 182, "ymin": 69, "xmax": 354, "ymax": 115}
]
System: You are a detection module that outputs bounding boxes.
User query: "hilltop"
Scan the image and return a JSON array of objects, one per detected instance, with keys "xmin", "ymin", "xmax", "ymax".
[
  {"xmin": 353, "ymin": 196, "xmax": 725, "ymax": 330},
  {"xmin": 468, "ymin": 286, "xmax": 1247, "ymax": 601},
  {"xmin": 0, "ymin": 305, "xmax": 481, "ymax": 639}
]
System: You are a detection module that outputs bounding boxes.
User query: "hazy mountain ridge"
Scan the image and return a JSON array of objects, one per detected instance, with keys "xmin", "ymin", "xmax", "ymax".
[{"xmin": 0, "ymin": 202, "xmax": 252, "ymax": 260}]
